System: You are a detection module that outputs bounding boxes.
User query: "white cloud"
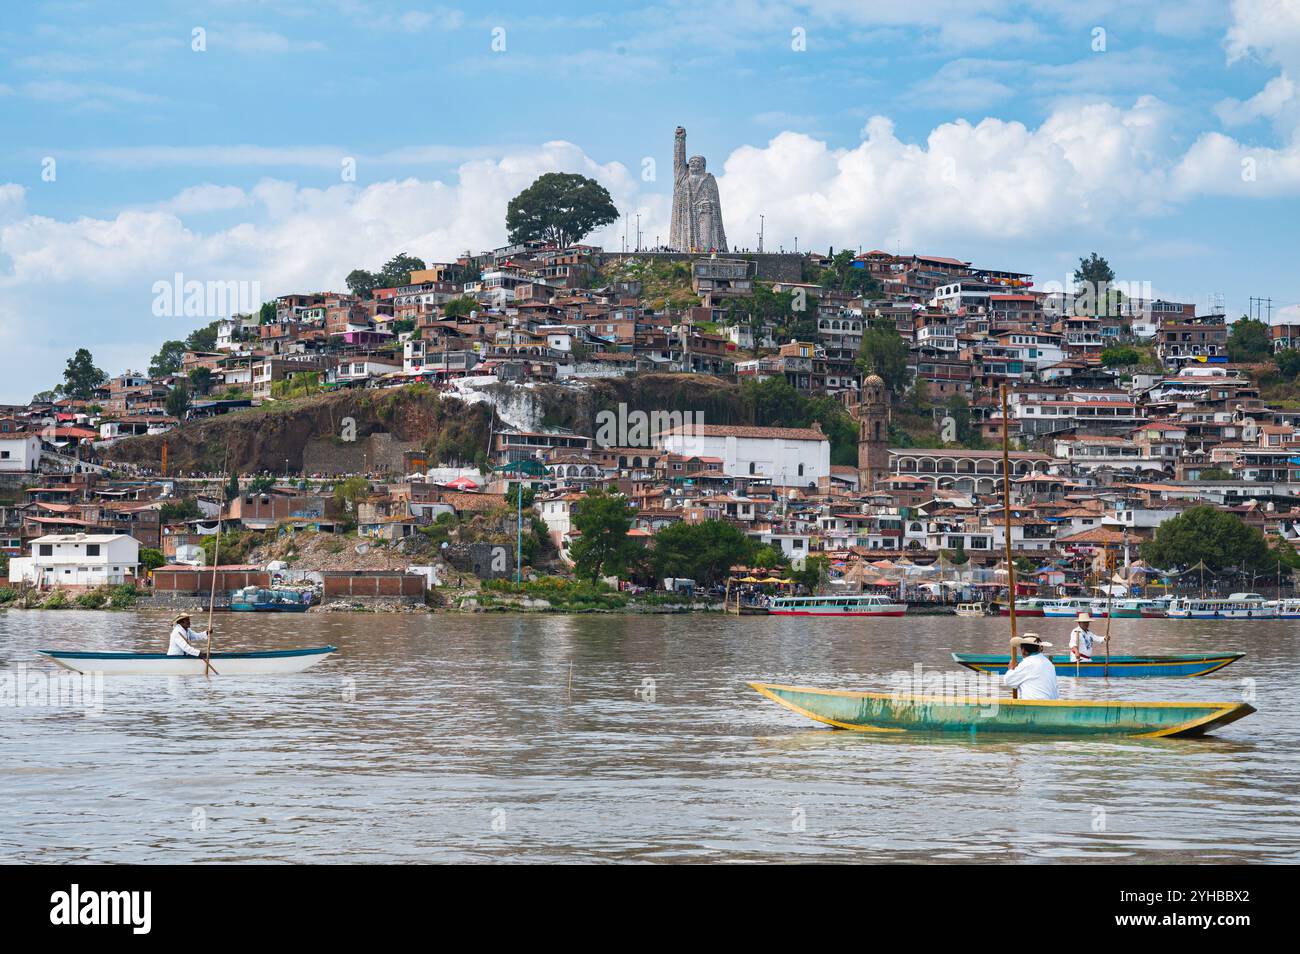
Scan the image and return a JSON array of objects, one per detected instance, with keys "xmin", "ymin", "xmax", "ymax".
[
  {"xmin": 0, "ymin": 142, "xmax": 666, "ymax": 400},
  {"xmin": 1217, "ymin": 74, "xmax": 1297, "ymax": 126}
]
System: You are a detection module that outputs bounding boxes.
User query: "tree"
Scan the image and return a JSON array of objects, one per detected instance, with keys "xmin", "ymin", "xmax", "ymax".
[
  {"xmin": 1072, "ymin": 252, "xmax": 1116, "ymax": 317},
  {"xmin": 150, "ymin": 340, "xmax": 187, "ymax": 377},
  {"xmin": 944, "ymin": 393, "xmax": 982, "ymax": 448},
  {"xmin": 184, "ymin": 320, "xmax": 220, "ymax": 352},
  {"xmin": 333, "ymin": 476, "xmax": 370, "ymax": 513},
  {"xmin": 568, "ymin": 488, "xmax": 641, "ymax": 582},
  {"xmin": 1198, "ymin": 467, "xmax": 1233, "ymax": 480},
  {"xmin": 1276, "ymin": 348, "xmax": 1300, "ymax": 378},
  {"xmin": 1100, "ymin": 345, "xmax": 1144, "ymax": 368},
  {"xmin": 857, "ymin": 320, "xmax": 910, "ymax": 395},
  {"xmin": 818, "ymin": 249, "xmax": 880, "ymax": 298},
  {"xmin": 248, "ymin": 474, "xmax": 276, "ymax": 493},
  {"xmin": 1140, "ymin": 505, "xmax": 1270, "ymax": 573},
  {"xmin": 164, "ymin": 382, "xmax": 189, "ymax": 419},
  {"xmin": 506, "ymin": 172, "xmax": 618, "ymax": 248},
  {"xmin": 62, "ymin": 348, "xmax": 107, "ymax": 400},
  {"xmin": 379, "ymin": 253, "xmax": 426, "ymax": 288},
  {"xmin": 346, "ymin": 269, "xmax": 381, "ymax": 300},
  {"xmin": 139, "ymin": 548, "xmax": 166, "ymax": 571},
  {"xmin": 650, "ymin": 519, "xmax": 753, "ymax": 587},
  {"xmin": 259, "ymin": 301, "xmax": 277, "ymax": 324},
  {"xmin": 188, "ymin": 366, "xmax": 213, "ymax": 396},
  {"xmin": 1227, "ymin": 317, "xmax": 1272, "ymax": 363},
  {"xmin": 442, "ymin": 297, "xmax": 479, "ymax": 319},
  {"xmin": 791, "ymin": 555, "xmax": 829, "ymax": 593},
  {"xmin": 225, "ymin": 471, "xmax": 241, "ymax": 502}
]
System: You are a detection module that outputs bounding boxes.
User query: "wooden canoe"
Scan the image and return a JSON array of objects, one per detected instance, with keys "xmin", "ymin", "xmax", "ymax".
[
  {"xmin": 38, "ymin": 646, "xmax": 337, "ymax": 675},
  {"xmin": 951, "ymin": 652, "xmax": 1245, "ymax": 678},
  {"xmin": 748, "ymin": 682, "xmax": 1255, "ymax": 737}
]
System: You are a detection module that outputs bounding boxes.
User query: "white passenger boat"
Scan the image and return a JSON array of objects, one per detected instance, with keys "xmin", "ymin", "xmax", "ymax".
[
  {"xmin": 1268, "ymin": 598, "xmax": 1300, "ymax": 619},
  {"xmin": 37, "ymin": 646, "xmax": 338, "ymax": 675},
  {"xmin": 1041, "ymin": 597, "xmax": 1097, "ymax": 618},
  {"xmin": 953, "ymin": 602, "xmax": 987, "ymax": 617},
  {"xmin": 768, "ymin": 594, "xmax": 906, "ymax": 617},
  {"xmin": 1166, "ymin": 593, "xmax": 1275, "ymax": 620}
]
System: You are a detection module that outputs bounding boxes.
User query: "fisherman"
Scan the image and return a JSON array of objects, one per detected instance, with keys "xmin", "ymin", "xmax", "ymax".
[
  {"xmin": 167, "ymin": 613, "xmax": 212, "ymax": 657},
  {"xmin": 1001, "ymin": 633, "xmax": 1059, "ymax": 700},
  {"xmin": 1068, "ymin": 611, "xmax": 1107, "ymax": 664}
]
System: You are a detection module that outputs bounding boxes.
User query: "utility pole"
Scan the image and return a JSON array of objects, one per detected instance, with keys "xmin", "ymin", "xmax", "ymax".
[{"xmin": 758, "ymin": 215, "xmax": 765, "ymax": 254}]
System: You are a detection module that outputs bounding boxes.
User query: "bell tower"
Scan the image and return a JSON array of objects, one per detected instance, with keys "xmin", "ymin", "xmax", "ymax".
[{"xmin": 852, "ymin": 374, "xmax": 890, "ymax": 492}]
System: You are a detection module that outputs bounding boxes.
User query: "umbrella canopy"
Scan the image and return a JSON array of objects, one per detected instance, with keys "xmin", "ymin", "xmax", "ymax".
[{"xmin": 445, "ymin": 476, "xmax": 479, "ymax": 490}]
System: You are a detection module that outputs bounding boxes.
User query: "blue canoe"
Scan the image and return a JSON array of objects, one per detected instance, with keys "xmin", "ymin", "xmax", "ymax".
[{"xmin": 951, "ymin": 651, "xmax": 1245, "ymax": 678}]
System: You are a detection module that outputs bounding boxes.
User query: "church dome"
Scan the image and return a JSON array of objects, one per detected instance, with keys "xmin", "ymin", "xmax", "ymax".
[{"xmin": 864, "ymin": 373, "xmax": 885, "ymax": 389}]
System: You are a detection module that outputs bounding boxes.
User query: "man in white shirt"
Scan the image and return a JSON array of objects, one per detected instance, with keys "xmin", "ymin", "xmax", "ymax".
[
  {"xmin": 1068, "ymin": 612, "xmax": 1106, "ymax": 663},
  {"xmin": 167, "ymin": 613, "xmax": 211, "ymax": 657},
  {"xmin": 1001, "ymin": 633, "xmax": 1059, "ymax": 700}
]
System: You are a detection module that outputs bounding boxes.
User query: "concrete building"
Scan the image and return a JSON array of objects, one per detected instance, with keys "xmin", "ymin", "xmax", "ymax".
[
  {"xmin": 658, "ymin": 423, "xmax": 830, "ymax": 489},
  {"xmin": 8, "ymin": 532, "xmax": 140, "ymax": 589}
]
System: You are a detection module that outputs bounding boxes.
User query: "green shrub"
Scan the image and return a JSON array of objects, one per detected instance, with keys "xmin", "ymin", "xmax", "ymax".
[{"xmin": 0, "ymin": 587, "xmax": 17, "ymax": 605}]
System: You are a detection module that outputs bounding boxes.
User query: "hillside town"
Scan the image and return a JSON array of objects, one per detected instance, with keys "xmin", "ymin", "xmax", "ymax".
[{"xmin": 3, "ymin": 238, "xmax": 1299, "ymax": 610}]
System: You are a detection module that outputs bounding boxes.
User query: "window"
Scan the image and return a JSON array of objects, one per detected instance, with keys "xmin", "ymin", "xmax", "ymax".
[
  {"xmin": 39, "ymin": 544, "xmax": 52, "ymax": 556},
  {"xmin": 86, "ymin": 544, "xmax": 100, "ymax": 556}
]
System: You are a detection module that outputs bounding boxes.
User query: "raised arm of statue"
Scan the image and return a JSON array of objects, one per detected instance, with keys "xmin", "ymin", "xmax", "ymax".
[{"xmin": 674, "ymin": 126, "xmax": 687, "ymax": 180}]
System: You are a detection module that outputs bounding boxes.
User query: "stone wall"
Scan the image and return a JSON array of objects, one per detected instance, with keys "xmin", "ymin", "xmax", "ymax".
[
  {"xmin": 321, "ymin": 570, "xmax": 425, "ymax": 598},
  {"xmin": 302, "ymin": 432, "xmax": 421, "ymax": 476}
]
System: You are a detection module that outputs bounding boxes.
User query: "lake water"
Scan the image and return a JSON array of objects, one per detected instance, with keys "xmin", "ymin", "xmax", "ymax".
[{"xmin": 1, "ymin": 608, "xmax": 1296, "ymax": 863}]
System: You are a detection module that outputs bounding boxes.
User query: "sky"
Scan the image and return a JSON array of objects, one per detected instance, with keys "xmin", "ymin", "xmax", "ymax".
[{"xmin": 1, "ymin": 0, "xmax": 1299, "ymax": 403}]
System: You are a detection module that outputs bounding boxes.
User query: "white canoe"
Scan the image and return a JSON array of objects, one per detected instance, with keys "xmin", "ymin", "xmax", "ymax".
[{"xmin": 37, "ymin": 646, "xmax": 337, "ymax": 675}]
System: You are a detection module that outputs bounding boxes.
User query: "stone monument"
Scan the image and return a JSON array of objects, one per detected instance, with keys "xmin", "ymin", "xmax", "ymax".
[{"xmin": 669, "ymin": 126, "xmax": 728, "ymax": 252}]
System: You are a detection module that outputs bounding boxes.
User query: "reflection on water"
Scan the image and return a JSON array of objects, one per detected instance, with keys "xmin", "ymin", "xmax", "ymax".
[{"xmin": 0, "ymin": 608, "xmax": 1296, "ymax": 862}]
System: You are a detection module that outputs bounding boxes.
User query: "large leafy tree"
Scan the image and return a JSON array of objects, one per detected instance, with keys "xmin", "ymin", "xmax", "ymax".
[
  {"xmin": 506, "ymin": 172, "xmax": 618, "ymax": 248},
  {"xmin": 1227, "ymin": 317, "xmax": 1272, "ymax": 363},
  {"xmin": 568, "ymin": 488, "xmax": 641, "ymax": 582},
  {"xmin": 346, "ymin": 268, "xmax": 381, "ymax": 299},
  {"xmin": 650, "ymin": 519, "xmax": 754, "ymax": 586},
  {"xmin": 1140, "ymin": 505, "xmax": 1270, "ymax": 572},
  {"xmin": 61, "ymin": 348, "xmax": 107, "ymax": 400},
  {"xmin": 150, "ymin": 340, "xmax": 187, "ymax": 377},
  {"xmin": 379, "ymin": 253, "xmax": 425, "ymax": 288},
  {"xmin": 1072, "ymin": 252, "xmax": 1117, "ymax": 317},
  {"xmin": 164, "ymin": 382, "xmax": 189, "ymax": 419},
  {"xmin": 857, "ymin": 319, "xmax": 911, "ymax": 395}
]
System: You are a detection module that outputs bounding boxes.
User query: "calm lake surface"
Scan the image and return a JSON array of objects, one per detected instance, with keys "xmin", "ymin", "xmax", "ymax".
[{"xmin": 1, "ymin": 608, "xmax": 1297, "ymax": 863}]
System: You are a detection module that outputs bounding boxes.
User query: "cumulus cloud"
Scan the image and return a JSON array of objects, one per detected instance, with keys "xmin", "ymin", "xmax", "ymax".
[{"xmin": 0, "ymin": 142, "xmax": 667, "ymax": 400}]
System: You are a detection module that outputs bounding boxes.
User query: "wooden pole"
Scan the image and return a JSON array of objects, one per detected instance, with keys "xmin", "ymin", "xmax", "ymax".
[
  {"xmin": 1000, "ymin": 384, "xmax": 1018, "ymax": 698},
  {"xmin": 204, "ymin": 462, "xmax": 228, "ymax": 678},
  {"xmin": 1103, "ymin": 549, "xmax": 1115, "ymax": 678}
]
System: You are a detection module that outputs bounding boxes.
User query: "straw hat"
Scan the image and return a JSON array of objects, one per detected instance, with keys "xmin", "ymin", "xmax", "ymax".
[
  {"xmin": 173, "ymin": 613, "xmax": 192, "ymax": 625},
  {"xmin": 1076, "ymin": 612, "xmax": 1092, "ymax": 622},
  {"xmin": 1011, "ymin": 633, "xmax": 1052, "ymax": 648}
]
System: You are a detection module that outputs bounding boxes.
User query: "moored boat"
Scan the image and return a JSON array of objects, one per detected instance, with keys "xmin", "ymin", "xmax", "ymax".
[
  {"xmin": 229, "ymin": 585, "xmax": 314, "ymax": 612},
  {"xmin": 768, "ymin": 594, "xmax": 906, "ymax": 617},
  {"xmin": 38, "ymin": 646, "xmax": 338, "ymax": 675},
  {"xmin": 953, "ymin": 602, "xmax": 986, "ymax": 617},
  {"xmin": 1269, "ymin": 597, "xmax": 1300, "ymax": 619},
  {"xmin": 748, "ymin": 682, "xmax": 1255, "ymax": 737},
  {"xmin": 997, "ymin": 597, "xmax": 1046, "ymax": 617},
  {"xmin": 1041, "ymin": 596, "xmax": 1095, "ymax": 618},
  {"xmin": 951, "ymin": 651, "xmax": 1246, "ymax": 678},
  {"xmin": 1167, "ymin": 593, "xmax": 1275, "ymax": 620}
]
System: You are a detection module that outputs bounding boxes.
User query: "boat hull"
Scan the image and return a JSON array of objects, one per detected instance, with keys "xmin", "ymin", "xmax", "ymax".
[
  {"xmin": 951, "ymin": 652, "xmax": 1245, "ymax": 678},
  {"xmin": 998, "ymin": 607, "xmax": 1044, "ymax": 617},
  {"xmin": 229, "ymin": 603, "xmax": 311, "ymax": 613},
  {"xmin": 768, "ymin": 608, "xmax": 906, "ymax": 617},
  {"xmin": 748, "ymin": 682, "xmax": 1254, "ymax": 737},
  {"xmin": 38, "ymin": 646, "xmax": 337, "ymax": 675}
]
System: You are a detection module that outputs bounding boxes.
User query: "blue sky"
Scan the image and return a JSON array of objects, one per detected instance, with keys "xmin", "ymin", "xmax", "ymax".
[{"xmin": 2, "ymin": 0, "xmax": 1299, "ymax": 402}]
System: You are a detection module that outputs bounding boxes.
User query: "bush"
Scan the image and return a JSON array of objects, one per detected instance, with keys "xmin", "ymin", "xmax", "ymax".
[
  {"xmin": 0, "ymin": 587, "xmax": 17, "ymax": 605},
  {"xmin": 480, "ymin": 575, "xmax": 627, "ymax": 610},
  {"xmin": 108, "ymin": 584, "xmax": 140, "ymax": 608},
  {"xmin": 75, "ymin": 590, "xmax": 108, "ymax": 609},
  {"xmin": 40, "ymin": 589, "xmax": 69, "ymax": 609}
]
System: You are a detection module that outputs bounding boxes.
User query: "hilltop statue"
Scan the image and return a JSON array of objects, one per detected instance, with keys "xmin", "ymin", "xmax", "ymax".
[{"xmin": 669, "ymin": 126, "xmax": 728, "ymax": 252}]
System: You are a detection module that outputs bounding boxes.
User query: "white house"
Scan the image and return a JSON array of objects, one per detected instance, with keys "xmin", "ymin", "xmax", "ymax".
[
  {"xmin": 8, "ymin": 533, "xmax": 141, "ymax": 589},
  {"xmin": 0, "ymin": 434, "xmax": 42, "ymax": 473},
  {"xmin": 658, "ymin": 423, "xmax": 830, "ymax": 489}
]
